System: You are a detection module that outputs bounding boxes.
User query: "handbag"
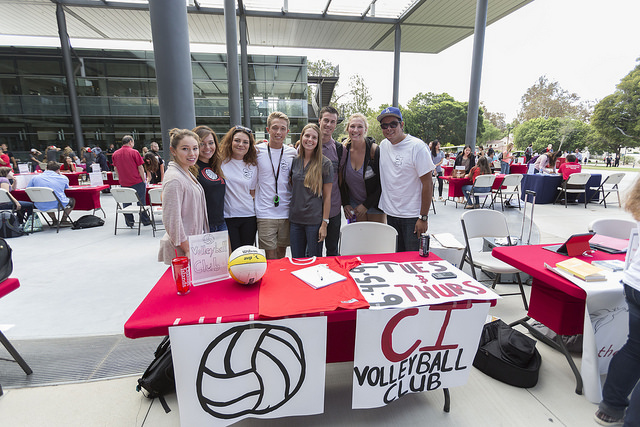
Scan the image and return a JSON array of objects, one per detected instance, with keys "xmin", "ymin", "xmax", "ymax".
[
  {"xmin": 0, "ymin": 237, "xmax": 13, "ymax": 282},
  {"xmin": 23, "ymin": 214, "xmax": 43, "ymax": 233},
  {"xmin": 473, "ymin": 319, "xmax": 542, "ymax": 388},
  {"xmin": 0, "ymin": 212, "xmax": 25, "ymax": 238},
  {"xmin": 136, "ymin": 336, "xmax": 175, "ymax": 413}
]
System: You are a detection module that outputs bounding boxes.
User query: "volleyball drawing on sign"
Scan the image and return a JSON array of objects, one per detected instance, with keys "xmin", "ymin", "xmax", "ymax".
[{"xmin": 196, "ymin": 324, "xmax": 306, "ymax": 419}]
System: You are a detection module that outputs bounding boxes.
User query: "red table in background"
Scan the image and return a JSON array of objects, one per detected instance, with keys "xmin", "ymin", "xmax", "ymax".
[
  {"xmin": 509, "ymin": 164, "xmax": 527, "ymax": 174},
  {"xmin": 60, "ymin": 171, "xmax": 87, "ymax": 186},
  {"xmin": 125, "ymin": 252, "xmax": 497, "ymax": 364},
  {"xmin": 12, "ymin": 185, "xmax": 109, "ymax": 213},
  {"xmin": 442, "ymin": 165, "xmax": 454, "ymax": 176},
  {"xmin": 442, "ymin": 173, "xmax": 506, "ymax": 199},
  {"xmin": 103, "ymin": 172, "xmax": 119, "ymax": 186}
]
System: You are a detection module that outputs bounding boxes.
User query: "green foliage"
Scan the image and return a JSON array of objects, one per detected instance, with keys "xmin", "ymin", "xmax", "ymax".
[
  {"xmin": 517, "ymin": 75, "xmax": 590, "ymax": 123},
  {"xmin": 340, "ymin": 74, "xmax": 373, "ymax": 117},
  {"xmin": 481, "ymin": 102, "xmax": 507, "ymax": 132},
  {"xmin": 402, "ymin": 92, "xmax": 484, "ymax": 145},
  {"xmin": 591, "ymin": 60, "xmax": 640, "ymax": 153},
  {"xmin": 479, "ymin": 121, "xmax": 503, "ymax": 144},
  {"xmin": 513, "ymin": 117, "xmax": 592, "ymax": 154}
]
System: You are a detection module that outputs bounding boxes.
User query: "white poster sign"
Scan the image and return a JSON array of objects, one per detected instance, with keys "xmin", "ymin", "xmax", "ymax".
[
  {"xmin": 188, "ymin": 231, "xmax": 230, "ymax": 285},
  {"xmin": 89, "ymin": 171, "xmax": 103, "ymax": 186},
  {"xmin": 18, "ymin": 164, "xmax": 29, "ymax": 174},
  {"xmin": 349, "ymin": 260, "xmax": 499, "ymax": 309},
  {"xmin": 170, "ymin": 317, "xmax": 327, "ymax": 426},
  {"xmin": 352, "ymin": 302, "xmax": 490, "ymax": 409}
]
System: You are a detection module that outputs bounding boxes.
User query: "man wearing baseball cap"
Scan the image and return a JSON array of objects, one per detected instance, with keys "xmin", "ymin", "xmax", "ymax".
[{"xmin": 377, "ymin": 107, "xmax": 434, "ymax": 252}]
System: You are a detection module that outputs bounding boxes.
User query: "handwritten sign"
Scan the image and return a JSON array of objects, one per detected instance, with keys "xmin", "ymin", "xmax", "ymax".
[
  {"xmin": 188, "ymin": 231, "xmax": 230, "ymax": 285},
  {"xmin": 170, "ymin": 317, "xmax": 327, "ymax": 426},
  {"xmin": 89, "ymin": 171, "xmax": 103, "ymax": 186},
  {"xmin": 348, "ymin": 260, "xmax": 499, "ymax": 309},
  {"xmin": 18, "ymin": 164, "xmax": 29, "ymax": 174},
  {"xmin": 352, "ymin": 302, "xmax": 490, "ymax": 409}
]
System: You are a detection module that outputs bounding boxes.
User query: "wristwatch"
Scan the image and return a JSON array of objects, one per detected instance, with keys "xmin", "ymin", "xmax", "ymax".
[
  {"xmin": 323, "ymin": 218, "xmax": 329, "ymax": 224},
  {"xmin": 419, "ymin": 215, "xmax": 428, "ymax": 221}
]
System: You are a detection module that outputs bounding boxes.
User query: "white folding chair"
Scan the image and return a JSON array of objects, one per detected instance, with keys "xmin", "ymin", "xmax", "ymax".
[
  {"xmin": 147, "ymin": 187, "xmax": 164, "ymax": 234},
  {"xmin": 467, "ymin": 174, "xmax": 496, "ymax": 209},
  {"xmin": 111, "ymin": 187, "xmax": 153, "ymax": 236},
  {"xmin": 553, "ymin": 172, "xmax": 591, "ymax": 208},
  {"xmin": 492, "ymin": 174, "xmax": 523, "ymax": 211},
  {"xmin": 460, "ymin": 209, "xmax": 528, "ymax": 310},
  {"xmin": 588, "ymin": 172, "xmax": 625, "ymax": 208},
  {"xmin": 0, "ymin": 189, "xmax": 16, "ymax": 214},
  {"xmin": 588, "ymin": 218, "xmax": 636, "ymax": 240},
  {"xmin": 24, "ymin": 187, "xmax": 65, "ymax": 233},
  {"xmin": 338, "ymin": 222, "xmax": 398, "ymax": 256}
]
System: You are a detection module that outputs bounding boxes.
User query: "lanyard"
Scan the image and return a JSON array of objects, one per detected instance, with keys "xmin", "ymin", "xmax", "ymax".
[{"xmin": 267, "ymin": 144, "xmax": 284, "ymax": 205}]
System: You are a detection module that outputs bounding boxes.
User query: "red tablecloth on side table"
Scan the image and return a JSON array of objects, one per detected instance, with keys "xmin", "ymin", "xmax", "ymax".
[
  {"xmin": 12, "ymin": 185, "xmax": 109, "ymax": 212},
  {"xmin": 442, "ymin": 174, "xmax": 506, "ymax": 198}
]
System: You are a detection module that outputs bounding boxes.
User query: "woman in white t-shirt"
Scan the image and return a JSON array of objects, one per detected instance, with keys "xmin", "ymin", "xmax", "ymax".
[{"xmin": 219, "ymin": 126, "xmax": 258, "ymax": 251}]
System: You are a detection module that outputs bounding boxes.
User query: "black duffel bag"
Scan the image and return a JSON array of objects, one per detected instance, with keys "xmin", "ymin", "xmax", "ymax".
[
  {"xmin": 71, "ymin": 214, "xmax": 105, "ymax": 230},
  {"xmin": 473, "ymin": 319, "xmax": 542, "ymax": 388}
]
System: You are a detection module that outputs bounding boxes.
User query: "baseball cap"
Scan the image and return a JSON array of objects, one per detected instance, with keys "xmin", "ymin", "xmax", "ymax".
[
  {"xmin": 31, "ymin": 148, "xmax": 37, "ymax": 153},
  {"xmin": 377, "ymin": 107, "xmax": 403, "ymax": 122}
]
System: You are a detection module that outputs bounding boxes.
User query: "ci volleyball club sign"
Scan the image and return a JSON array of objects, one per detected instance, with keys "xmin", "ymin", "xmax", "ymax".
[
  {"xmin": 169, "ymin": 317, "xmax": 327, "ymax": 426},
  {"xmin": 352, "ymin": 302, "xmax": 491, "ymax": 409}
]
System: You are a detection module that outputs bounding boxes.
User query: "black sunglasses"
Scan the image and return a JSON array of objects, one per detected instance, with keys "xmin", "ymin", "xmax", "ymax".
[
  {"xmin": 234, "ymin": 125, "xmax": 253, "ymax": 134},
  {"xmin": 380, "ymin": 121, "xmax": 400, "ymax": 130}
]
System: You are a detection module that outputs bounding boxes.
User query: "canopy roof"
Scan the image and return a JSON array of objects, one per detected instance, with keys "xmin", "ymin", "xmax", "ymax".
[{"xmin": 0, "ymin": 0, "xmax": 533, "ymax": 54}]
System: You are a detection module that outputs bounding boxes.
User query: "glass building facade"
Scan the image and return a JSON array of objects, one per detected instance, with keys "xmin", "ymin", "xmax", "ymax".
[{"xmin": 0, "ymin": 47, "xmax": 308, "ymax": 159}]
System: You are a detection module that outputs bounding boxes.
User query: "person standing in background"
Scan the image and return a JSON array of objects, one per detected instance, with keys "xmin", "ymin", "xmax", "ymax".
[
  {"xmin": 112, "ymin": 135, "xmax": 151, "ymax": 228},
  {"xmin": 430, "ymin": 140, "xmax": 445, "ymax": 201},
  {"xmin": 318, "ymin": 105, "xmax": 342, "ymax": 256}
]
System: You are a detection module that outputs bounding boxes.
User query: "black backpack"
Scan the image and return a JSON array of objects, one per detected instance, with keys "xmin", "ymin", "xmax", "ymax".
[
  {"xmin": 136, "ymin": 336, "xmax": 175, "ymax": 413},
  {"xmin": 0, "ymin": 212, "xmax": 24, "ymax": 238},
  {"xmin": 0, "ymin": 238, "xmax": 13, "ymax": 282},
  {"xmin": 71, "ymin": 215, "xmax": 105, "ymax": 230}
]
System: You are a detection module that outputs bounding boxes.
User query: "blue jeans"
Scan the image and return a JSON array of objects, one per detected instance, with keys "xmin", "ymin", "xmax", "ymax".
[
  {"xmin": 386, "ymin": 215, "xmax": 418, "ymax": 252},
  {"xmin": 462, "ymin": 185, "xmax": 491, "ymax": 206},
  {"xmin": 210, "ymin": 222, "xmax": 227, "ymax": 232},
  {"xmin": 124, "ymin": 181, "xmax": 151, "ymax": 226},
  {"xmin": 500, "ymin": 161, "xmax": 510, "ymax": 174},
  {"xmin": 600, "ymin": 284, "xmax": 640, "ymax": 425},
  {"xmin": 323, "ymin": 214, "xmax": 341, "ymax": 256},
  {"xmin": 290, "ymin": 222, "xmax": 322, "ymax": 258}
]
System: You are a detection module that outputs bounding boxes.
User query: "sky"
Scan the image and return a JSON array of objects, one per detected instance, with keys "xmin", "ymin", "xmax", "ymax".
[{"xmin": 1, "ymin": 0, "xmax": 639, "ymax": 123}]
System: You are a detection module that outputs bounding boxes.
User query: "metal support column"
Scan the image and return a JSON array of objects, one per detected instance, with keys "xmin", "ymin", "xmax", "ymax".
[
  {"xmin": 392, "ymin": 24, "xmax": 401, "ymax": 108},
  {"xmin": 149, "ymin": 0, "xmax": 196, "ymax": 161},
  {"xmin": 56, "ymin": 4, "xmax": 84, "ymax": 150},
  {"xmin": 239, "ymin": 13, "xmax": 251, "ymax": 128},
  {"xmin": 464, "ymin": 0, "xmax": 488, "ymax": 151},
  {"xmin": 224, "ymin": 0, "xmax": 241, "ymax": 126}
]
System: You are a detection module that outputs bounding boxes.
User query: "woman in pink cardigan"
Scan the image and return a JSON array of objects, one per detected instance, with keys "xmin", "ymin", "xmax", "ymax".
[{"xmin": 158, "ymin": 128, "xmax": 210, "ymax": 264}]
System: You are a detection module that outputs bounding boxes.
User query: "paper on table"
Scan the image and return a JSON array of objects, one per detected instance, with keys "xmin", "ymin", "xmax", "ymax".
[
  {"xmin": 431, "ymin": 233, "xmax": 465, "ymax": 249},
  {"xmin": 291, "ymin": 264, "xmax": 346, "ymax": 289}
]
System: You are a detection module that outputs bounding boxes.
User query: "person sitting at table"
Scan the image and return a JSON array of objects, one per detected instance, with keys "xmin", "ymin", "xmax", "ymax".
[
  {"xmin": 143, "ymin": 152, "xmax": 162, "ymax": 185},
  {"xmin": 289, "ymin": 123, "xmax": 332, "ymax": 258},
  {"xmin": 454, "ymin": 145, "xmax": 475, "ymax": 174},
  {"xmin": 27, "ymin": 161, "xmax": 75, "ymax": 226},
  {"xmin": 339, "ymin": 113, "xmax": 384, "ymax": 223},
  {"xmin": 594, "ymin": 177, "xmax": 640, "ymax": 426},
  {"xmin": 193, "ymin": 125, "xmax": 226, "ymax": 232},
  {"xmin": 461, "ymin": 156, "xmax": 492, "ymax": 209},
  {"xmin": 430, "ymin": 139, "xmax": 446, "ymax": 201},
  {"xmin": 557, "ymin": 153, "xmax": 583, "ymax": 203},
  {"xmin": 219, "ymin": 125, "xmax": 258, "ymax": 251},
  {"xmin": 60, "ymin": 156, "xmax": 77, "ymax": 172},
  {"xmin": 0, "ymin": 167, "xmax": 33, "ymax": 224},
  {"xmin": 158, "ymin": 129, "xmax": 209, "ymax": 264}
]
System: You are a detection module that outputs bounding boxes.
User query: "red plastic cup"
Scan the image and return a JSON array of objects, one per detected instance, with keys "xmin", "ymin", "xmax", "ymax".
[{"xmin": 171, "ymin": 256, "xmax": 191, "ymax": 295}]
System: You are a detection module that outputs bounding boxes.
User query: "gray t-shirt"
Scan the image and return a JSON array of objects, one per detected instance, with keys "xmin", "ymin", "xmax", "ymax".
[{"xmin": 289, "ymin": 156, "xmax": 332, "ymax": 225}]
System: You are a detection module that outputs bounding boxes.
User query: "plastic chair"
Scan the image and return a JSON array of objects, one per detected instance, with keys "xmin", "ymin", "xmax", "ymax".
[
  {"xmin": 111, "ymin": 187, "xmax": 154, "ymax": 236},
  {"xmin": 588, "ymin": 218, "xmax": 636, "ymax": 240},
  {"xmin": 467, "ymin": 174, "xmax": 496, "ymax": 209},
  {"xmin": 338, "ymin": 222, "xmax": 398, "ymax": 256},
  {"xmin": 24, "ymin": 187, "xmax": 65, "ymax": 233},
  {"xmin": 460, "ymin": 209, "xmax": 528, "ymax": 310},
  {"xmin": 147, "ymin": 187, "xmax": 164, "ymax": 234},
  {"xmin": 0, "ymin": 189, "xmax": 16, "ymax": 214},
  {"xmin": 553, "ymin": 172, "xmax": 591, "ymax": 208},
  {"xmin": 588, "ymin": 172, "xmax": 625, "ymax": 208},
  {"xmin": 492, "ymin": 174, "xmax": 523, "ymax": 211}
]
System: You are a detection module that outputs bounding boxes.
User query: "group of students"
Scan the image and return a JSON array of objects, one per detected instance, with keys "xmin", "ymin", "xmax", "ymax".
[{"xmin": 157, "ymin": 108, "xmax": 399, "ymax": 264}]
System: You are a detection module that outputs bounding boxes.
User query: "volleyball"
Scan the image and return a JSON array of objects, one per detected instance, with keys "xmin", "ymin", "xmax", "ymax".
[
  {"xmin": 196, "ymin": 324, "xmax": 306, "ymax": 418},
  {"xmin": 228, "ymin": 245, "xmax": 267, "ymax": 285}
]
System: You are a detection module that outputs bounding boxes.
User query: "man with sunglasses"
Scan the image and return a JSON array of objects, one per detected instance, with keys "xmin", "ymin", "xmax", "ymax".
[{"xmin": 377, "ymin": 107, "xmax": 434, "ymax": 252}]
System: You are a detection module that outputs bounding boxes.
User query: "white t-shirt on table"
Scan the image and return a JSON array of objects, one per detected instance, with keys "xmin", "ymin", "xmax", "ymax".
[
  {"xmin": 254, "ymin": 142, "xmax": 297, "ymax": 219},
  {"xmin": 221, "ymin": 158, "xmax": 257, "ymax": 218},
  {"xmin": 378, "ymin": 134, "xmax": 435, "ymax": 218}
]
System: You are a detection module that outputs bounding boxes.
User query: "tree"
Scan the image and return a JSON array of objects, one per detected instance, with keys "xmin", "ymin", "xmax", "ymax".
[
  {"xmin": 591, "ymin": 60, "xmax": 640, "ymax": 154},
  {"xmin": 480, "ymin": 102, "xmax": 507, "ymax": 132},
  {"xmin": 307, "ymin": 59, "xmax": 339, "ymax": 106},
  {"xmin": 517, "ymin": 76, "xmax": 590, "ymax": 123},
  {"xmin": 513, "ymin": 117, "xmax": 591, "ymax": 154},
  {"xmin": 340, "ymin": 74, "xmax": 373, "ymax": 117},
  {"xmin": 479, "ymin": 121, "xmax": 502, "ymax": 145},
  {"xmin": 402, "ymin": 92, "xmax": 484, "ymax": 146}
]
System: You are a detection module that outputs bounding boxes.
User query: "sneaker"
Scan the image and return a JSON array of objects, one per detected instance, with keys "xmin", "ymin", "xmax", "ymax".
[
  {"xmin": 438, "ymin": 196, "xmax": 444, "ymax": 201},
  {"xmin": 464, "ymin": 204, "xmax": 475, "ymax": 209},
  {"xmin": 594, "ymin": 409, "xmax": 624, "ymax": 426}
]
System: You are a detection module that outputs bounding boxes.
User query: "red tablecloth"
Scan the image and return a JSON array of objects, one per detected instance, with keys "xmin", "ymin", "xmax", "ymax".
[
  {"xmin": 492, "ymin": 245, "xmax": 625, "ymax": 335},
  {"xmin": 124, "ymin": 252, "xmax": 496, "ymax": 363},
  {"xmin": 12, "ymin": 185, "xmax": 109, "ymax": 211},
  {"xmin": 508, "ymin": 164, "xmax": 527, "ymax": 174},
  {"xmin": 0, "ymin": 278, "xmax": 19, "ymax": 299},
  {"xmin": 442, "ymin": 165, "xmax": 454, "ymax": 176},
  {"xmin": 103, "ymin": 172, "xmax": 119, "ymax": 186},
  {"xmin": 442, "ymin": 174, "xmax": 506, "ymax": 198},
  {"xmin": 60, "ymin": 171, "xmax": 87, "ymax": 186}
]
